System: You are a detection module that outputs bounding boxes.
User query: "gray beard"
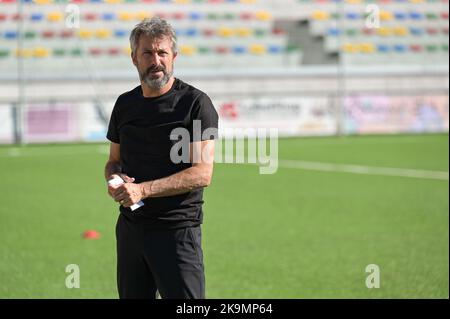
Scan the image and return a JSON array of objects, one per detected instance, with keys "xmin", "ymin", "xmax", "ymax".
[{"xmin": 140, "ymin": 67, "xmax": 173, "ymax": 90}]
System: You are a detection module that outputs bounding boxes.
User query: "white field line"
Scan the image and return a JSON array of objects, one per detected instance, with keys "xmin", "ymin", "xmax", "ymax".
[
  {"xmin": 277, "ymin": 159, "xmax": 449, "ymax": 181},
  {"xmin": 0, "ymin": 146, "xmax": 447, "ymax": 181},
  {"xmin": 228, "ymin": 155, "xmax": 449, "ymax": 181}
]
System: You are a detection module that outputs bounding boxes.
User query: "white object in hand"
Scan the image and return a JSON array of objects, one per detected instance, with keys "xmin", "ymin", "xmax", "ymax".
[{"xmin": 108, "ymin": 176, "xmax": 144, "ymax": 211}]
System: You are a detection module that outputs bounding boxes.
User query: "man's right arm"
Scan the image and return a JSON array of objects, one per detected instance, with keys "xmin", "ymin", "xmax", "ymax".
[
  {"xmin": 104, "ymin": 142, "xmax": 122, "ymax": 181},
  {"xmin": 105, "ymin": 142, "xmax": 135, "ymax": 197}
]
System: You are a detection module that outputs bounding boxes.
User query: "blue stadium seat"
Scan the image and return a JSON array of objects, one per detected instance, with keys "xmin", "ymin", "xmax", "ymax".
[
  {"xmin": 232, "ymin": 46, "xmax": 247, "ymax": 54},
  {"xmin": 410, "ymin": 12, "xmax": 424, "ymax": 20},
  {"xmin": 188, "ymin": 12, "xmax": 203, "ymax": 20},
  {"xmin": 31, "ymin": 13, "xmax": 44, "ymax": 22},
  {"xmin": 346, "ymin": 12, "xmax": 360, "ymax": 20},
  {"xmin": 394, "ymin": 12, "xmax": 407, "ymax": 20},
  {"xmin": 327, "ymin": 28, "xmax": 341, "ymax": 36},
  {"xmin": 268, "ymin": 45, "xmax": 283, "ymax": 54},
  {"xmin": 409, "ymin": 27, "xmax": 424, "ymax": 36},
  {"xmin": 102, "ymin": 13, "xmax": 116, "ymax": 21},
  {"xmin": 4, "ymin": 31, "xmax": 18, "ymax": 40},
  {"xmin": 377, "ymin": 44, "xmax": 390, "ymax": 53},
  {"xmin": 393, "ymin": 44, "xmax": 407, "ymax": 53},
  {"xmin": 114, "ymin": 29, "xmax": 128, "ymax": 38},
  {"xmin": 185, "ymin": 28, "xmax": 199, "ymax": 37}
]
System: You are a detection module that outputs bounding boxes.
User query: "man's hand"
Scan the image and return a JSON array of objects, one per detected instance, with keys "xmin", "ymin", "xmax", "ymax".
[
  {"xmin": 112, "ymin": 182, "xmax": 145, "ymax": 208},
  {"xmin": 107, "ymin": 174, "xmax": 135, "ymax": 198}
]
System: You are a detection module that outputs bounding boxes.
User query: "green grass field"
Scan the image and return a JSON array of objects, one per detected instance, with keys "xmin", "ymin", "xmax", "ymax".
[{"xmin": 0, "ymin": 133, "xmax": 448, "ymax": 298}]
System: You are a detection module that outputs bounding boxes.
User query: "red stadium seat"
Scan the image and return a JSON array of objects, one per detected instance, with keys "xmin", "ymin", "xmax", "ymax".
[
  {"xmin": 42, "ymin": 30, "xmax": 56, "ymax": 38},
  {"xmin": 409, "ymin": 44, "xmax": 423, "ymax": 52},
  {"xmin": 240, "ymin": 12, "xmax": 253, "ymax": 20},
  {"xmin": 89, "ymin": 48, "xmax": 103, "ymax": 56},
  {"xmin": 60, "ymin": 30, "xmax": 75, "ymax": 38},
  {"xmin": 215, "ymin": 46, "xmax": 230, "ymax": 54},
  {"xmin": 84, "ymin": 13, "xmax": 98, "ymax": 21}
]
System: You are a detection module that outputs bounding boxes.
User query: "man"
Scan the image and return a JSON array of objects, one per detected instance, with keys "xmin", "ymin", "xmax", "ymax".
[{"xmin": 104, "ymin": 17, "xmax": 218, "ymax": 299}]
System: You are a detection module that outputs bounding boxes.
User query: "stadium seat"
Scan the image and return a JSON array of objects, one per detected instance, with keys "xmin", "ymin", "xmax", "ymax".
[
  {"xmin": 345, "ymin": 12, "xmax": 360, "ymax": 20},
  {"xmin": 393, "ymin": 26, "xmax": 408, "ymax": 36},
  {"xmin": 377, "ymin": 44, "xmax": 390, "ymax": 53},
  {"xmin": 377, "ymin": 27, "xmax": 392, "ymax": 37},
  {"xmin": 393, "ymin": 44, "xmax": 407, "ymax": 52},
  {"xmin": 95, "ymin": 29, "xmax": 112, "ymax": 39},
  {"xmin": 31, "ymin": 13, "xmax": 44, "ymax": 22},
  {"xmin": 236, "ymin": 27, "xmax": 252, "ymax": 37},
  {"xmin": 179, "ymin": 45, "xmax": 196, "ymax": 56},
  {"xmin": 60, "ymin": 30, "xmax": 74, "ymax": 38},
  {"xmin": 84, "ymin": 13, "xmax": 98, "ymax": 21},
  {"xmin": 312, "ymin": 11, "xmax": 329, "ymax": 20},
  {"xmin": 409, "ymin": 27, "xmax": 424, "ymax": 36},
  {"xmin": 360, "ymin": 43, "xmax": 376, "ymax": 53},
  {"xmin": 410, "ymin": 12, "xmax": 424, "ymax": 20},
  {"xmin": 4, "ymin": 31, "xmax": 18, "ymax": 40},
  {"xmin": 249, "ymin": 44, "xmax": 266, "ymax": 55},
  {"xmin": 78, "ymin": 29, "xmax": 93, "ymax": 39},
  {"xmin": 380, "ymin": 11, "xmax": 394, "ymax": 21},
  {"xmin": 33, "ymin": 47, "xmax": 50, "ymax": 58},
  {"xmin": 25, "ymin": 31, "xmax": 37, "ymax": 39},
  {"xmin": 327, "ymin": 28, "xmax": 340, "ymax": 36},
  {"xmin": 410, "ymin": 44, "xmax": 423, "ymax": 52},
  {"xmin": 47, "ymin": 12, "xmax": 63, "ymax": 22},
  {"xmin": 114, "ymin": 29, "xmax": 128, "ymax": 38},
  {"xmin": 394, "ymin": 12, "xmax": 407, "ymax": 20},
  {"xmin": 102, "ymin": 13, "xmax": 116, "ymax": 21},
  {"xmin": 42, "ymin": 30, "xmax": 55, "ymax": 38},
  {"xmin": 232, "ymin": 45, "xmax": 247, "ymax": 54}
]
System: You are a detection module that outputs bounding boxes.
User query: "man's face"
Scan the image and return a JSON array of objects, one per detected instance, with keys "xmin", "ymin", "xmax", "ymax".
[{"xmin": 132, "ymin": 34, "xmax": 177, "ymax": 90}]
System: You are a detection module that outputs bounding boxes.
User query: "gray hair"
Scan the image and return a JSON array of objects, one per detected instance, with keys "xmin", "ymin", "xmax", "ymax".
[{"xmin": 129, "ymin": 17, "xmax": 177, "ymax": 56}]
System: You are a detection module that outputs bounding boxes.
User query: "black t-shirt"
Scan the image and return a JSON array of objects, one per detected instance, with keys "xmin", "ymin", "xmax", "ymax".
[{"xmin": 106, "ymin": 78, "xmax": 218, "ymax": 229}]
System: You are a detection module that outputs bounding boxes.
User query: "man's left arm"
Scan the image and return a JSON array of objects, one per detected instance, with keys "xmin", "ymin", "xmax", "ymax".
[{"xmin": 112, "ymin": 140, "xmax": 215, "ymax": 207}]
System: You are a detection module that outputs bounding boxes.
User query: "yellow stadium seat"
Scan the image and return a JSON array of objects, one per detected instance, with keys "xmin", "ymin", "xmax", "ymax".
[
  {"xmin": 409, "ymin": 0, "xmax": 424, "ymax": 3},
  {"xmin": 376, "ymin": 27, "xmax": 392, "ymax": 37},
  {"xmin": 47, "ymin": 12, "xmax": 63, "ymax": 22},
  {"xmin": 95, "ymin": 29, "xmax": 112, "ymax": 39},
  {"xmin": 217, "ymin": 27, "xmax": 234, "ymax": 37},
  {"xmin": 118, "ymin": 12, "xmax": 135, "ymax": 21},
  {"xmin": 345, "ymin": 0, "xmax": 362, "ymax": 3},
  {"xmin": 78, "ymin": 29, "xmax": 93, "ymax": 39},
  {"xmin": 255, "ymin": 11, "xmax": 272, "ymax": 21},
  {"xmin": 33, "ymin": 0, "xmax": 52, "ymax": 4},
  {"xmin": 175, "ymin": 0, "xmax": 191, "ymax": 4},
  {"xmin": 393, "ymin": 26, "xmax": 408, "ymax": 36},
  {"xmin": 312, "ymin": 11, "xmax": 330, "ymax": 21},
  {"xmin": 360, "ymin": 43, "xmax": 375, "ymax": 53},
  {"xmin": 33, "ymin": 47, "xmax": 50, "ymax": 58},
  {"xmin": 342, "ymin": 43, "xmax": 359, "ymax": 53},
  {"xmin": 236, "ymin": 27, "xmax": 252, "ymax": 37},
  {"xmin": 380, "ymin": 11, "xmax": 393, "ymax": 21},
  {"xmin": 240, "ymin": 0, "xmax": 256, "ymax": 4},
  {"xmin": 137, "ymin": 11, "xmax": 152, "ymax": 20},
  {"xmin": 15, "ymin": 48, "xmax": 33, "ymax": 58},
  {"xmin": 249, "ymin": 44, "xmax": 266, "ymax": 55},
  {"xmin": 104, "ymin": 0, "xmax": 121, "ymax": 4},
  {"xmin": 179, "ymin": 45, "xmax": 196, "ymax": 56}
]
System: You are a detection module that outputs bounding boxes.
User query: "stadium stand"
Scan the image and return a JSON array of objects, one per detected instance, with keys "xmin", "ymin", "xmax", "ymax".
[
  {"xmin": 0, "ymin": 0, "xmax": 448, "ymax": 75},
  {"xmin": 0, "ymin": 0, "xmax": 448, "ymax": 143}
]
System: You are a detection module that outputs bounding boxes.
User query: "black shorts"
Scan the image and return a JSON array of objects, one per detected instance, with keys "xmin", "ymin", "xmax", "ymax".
[{"xmin": 116, "ymin": 213, "xmax": 205, "ymax": 299}]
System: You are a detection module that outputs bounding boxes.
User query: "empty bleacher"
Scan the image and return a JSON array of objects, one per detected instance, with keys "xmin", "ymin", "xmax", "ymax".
[{"xmin": 0, "ymin": 0, "xmax": 448, "ymax": 77}]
